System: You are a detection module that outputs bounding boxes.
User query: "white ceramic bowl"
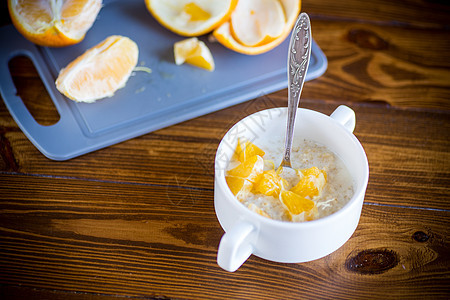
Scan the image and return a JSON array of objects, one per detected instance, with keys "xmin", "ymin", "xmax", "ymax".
[{"xmin": 214, "ymin": 105, "xmax": 369, "ymax": 272}]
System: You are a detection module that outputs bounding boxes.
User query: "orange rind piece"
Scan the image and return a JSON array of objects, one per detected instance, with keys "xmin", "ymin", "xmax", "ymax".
[
  {"xmin": 145, "ymin": 0, "xmax": 238, "ymax": 37},
  {"xmin": 212, "ymin": 0, "xmax": 301, "ymax": 55}
]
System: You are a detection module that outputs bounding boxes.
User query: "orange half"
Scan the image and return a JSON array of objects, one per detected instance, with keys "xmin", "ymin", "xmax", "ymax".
[{"xmin": 8, "ymin": 0, "xmax": 102, "ymax": 47}]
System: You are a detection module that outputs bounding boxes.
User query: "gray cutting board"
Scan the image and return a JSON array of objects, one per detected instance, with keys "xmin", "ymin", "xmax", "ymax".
[{"xmin": 0, "ymin": 0, "xmax": 327, "ymax": 160}]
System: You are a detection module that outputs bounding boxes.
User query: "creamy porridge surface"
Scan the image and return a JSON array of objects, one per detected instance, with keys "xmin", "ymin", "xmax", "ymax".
[{"xmin": 226, "ymin": 138, "xmax": 354, "ymax": 222}]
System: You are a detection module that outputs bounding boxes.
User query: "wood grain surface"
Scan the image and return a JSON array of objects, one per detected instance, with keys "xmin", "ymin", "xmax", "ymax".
[{"xmin": 1, "ymin": 0, "xmax": 449, "ymax": 299}]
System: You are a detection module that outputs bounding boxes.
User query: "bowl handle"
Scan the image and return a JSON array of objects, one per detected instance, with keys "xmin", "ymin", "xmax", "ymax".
[
  {"xmin": 330, "ymin": 105, "xmax": 356, "ymax": 133},
  {"xmin": 217, "ymin": 221, "xmax": 257, "ymax": 272}
]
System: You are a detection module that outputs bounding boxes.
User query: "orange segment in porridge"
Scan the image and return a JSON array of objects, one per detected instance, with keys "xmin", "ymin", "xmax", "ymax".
[
  {"xmin": 252, "ymin": 169, "xmax": 287, "ymax": 198},
  {"xmin": 290, "ymin": 167, "xmax": 327, "ymax": 199},
  {"xmin": 300, "ymin": 166, "xmax": 327, "ymax": 181},
  {"xmin": 235, "ymin": 139, "xmax": 265, "ymax": 163},
  {"xmin": 225, "ymin": 176, "xmax": 253, "ymax": 200},
  {"xmin": 297, "ymin": 204, "xmax": 318, "ymax": 222},
  {"xmin": 226, "ymin": 154, "xmax": 264, "ymax": 182},
  {"xmin": 280, "ymin": 190, "xmax": 317, "ymax": 221}
]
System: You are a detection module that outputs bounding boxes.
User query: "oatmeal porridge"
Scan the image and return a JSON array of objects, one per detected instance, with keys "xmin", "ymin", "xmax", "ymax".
[{"xmin": 225, "ymin": 138, "xmax": 354, "ymax": 222}]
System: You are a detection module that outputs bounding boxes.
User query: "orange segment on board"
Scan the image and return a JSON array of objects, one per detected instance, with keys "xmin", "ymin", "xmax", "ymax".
[
  {"xmin": 8, "ymin": 0, "xmax": 102, "ymax": 47},
  {"xmin": 174, "ymin": 37, "xmax": 215, "ymax": 71},
  {"xmin": 145, "ymin": 0, "xmax": 238, "ymax": 37},
  {"xmin": 55, "ymin": 35, "xmax": 139, "ymax": 103}
]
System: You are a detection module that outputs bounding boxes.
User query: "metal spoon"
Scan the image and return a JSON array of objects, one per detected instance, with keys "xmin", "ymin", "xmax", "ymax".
[{"xmin": 279, "ymin": 12, "xmax": 312, "ymax": 169}]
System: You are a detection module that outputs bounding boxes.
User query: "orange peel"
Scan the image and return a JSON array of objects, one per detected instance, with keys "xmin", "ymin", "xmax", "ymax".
[
  {"xmin": 213, "ymin": 0, "xmax": 301, "ymax": 55},
  {"xmin": 230, "ymin": 0, "xmax": 286, "ymax": 47},
  {"xmin": 145, "ymin": 0, "xmax": 238, "ymax": 37}
]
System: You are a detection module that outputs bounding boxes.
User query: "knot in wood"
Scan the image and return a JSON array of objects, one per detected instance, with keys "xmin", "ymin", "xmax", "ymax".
[
  {"xmin": 348, "ymin": 29, "xmax": 389, "ymax": 50},
  {"xmin": 413, "ymin": 231, "xmax": 430, "ymax": 243},
  {"xmin": 345, "ymin": 249, "xmax": 399, "ymax": 275}
]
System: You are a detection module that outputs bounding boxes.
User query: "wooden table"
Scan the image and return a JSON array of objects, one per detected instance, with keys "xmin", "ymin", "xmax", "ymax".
[{"xmin": 1, "ymin": 1, "xmax": 449, "ymax": 299}]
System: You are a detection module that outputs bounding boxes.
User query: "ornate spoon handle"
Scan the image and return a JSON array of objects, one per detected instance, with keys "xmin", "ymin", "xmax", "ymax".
[{"xmin": 280, "ymin": 12, "xmax": 312, "ymax": 168}]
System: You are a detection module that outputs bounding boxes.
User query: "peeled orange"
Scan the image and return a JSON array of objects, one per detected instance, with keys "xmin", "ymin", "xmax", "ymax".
[
  {"xmin": 145, "ymin": 0, "xmax": 238, "ymax": 37},
  {"xmin": 213, "ymin": 0, "xmax": 301, "ymax": 55},
  {"xmin": 174, "ymin": 37, "xmax": 215, "ymax": 71},
  {"xmin": 55, "ymin": 35, "xmax": 139, "ymax": 103},
  {"xmin": 8, "ymin": 0, "xmax": 102, "ymax": 47}
]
